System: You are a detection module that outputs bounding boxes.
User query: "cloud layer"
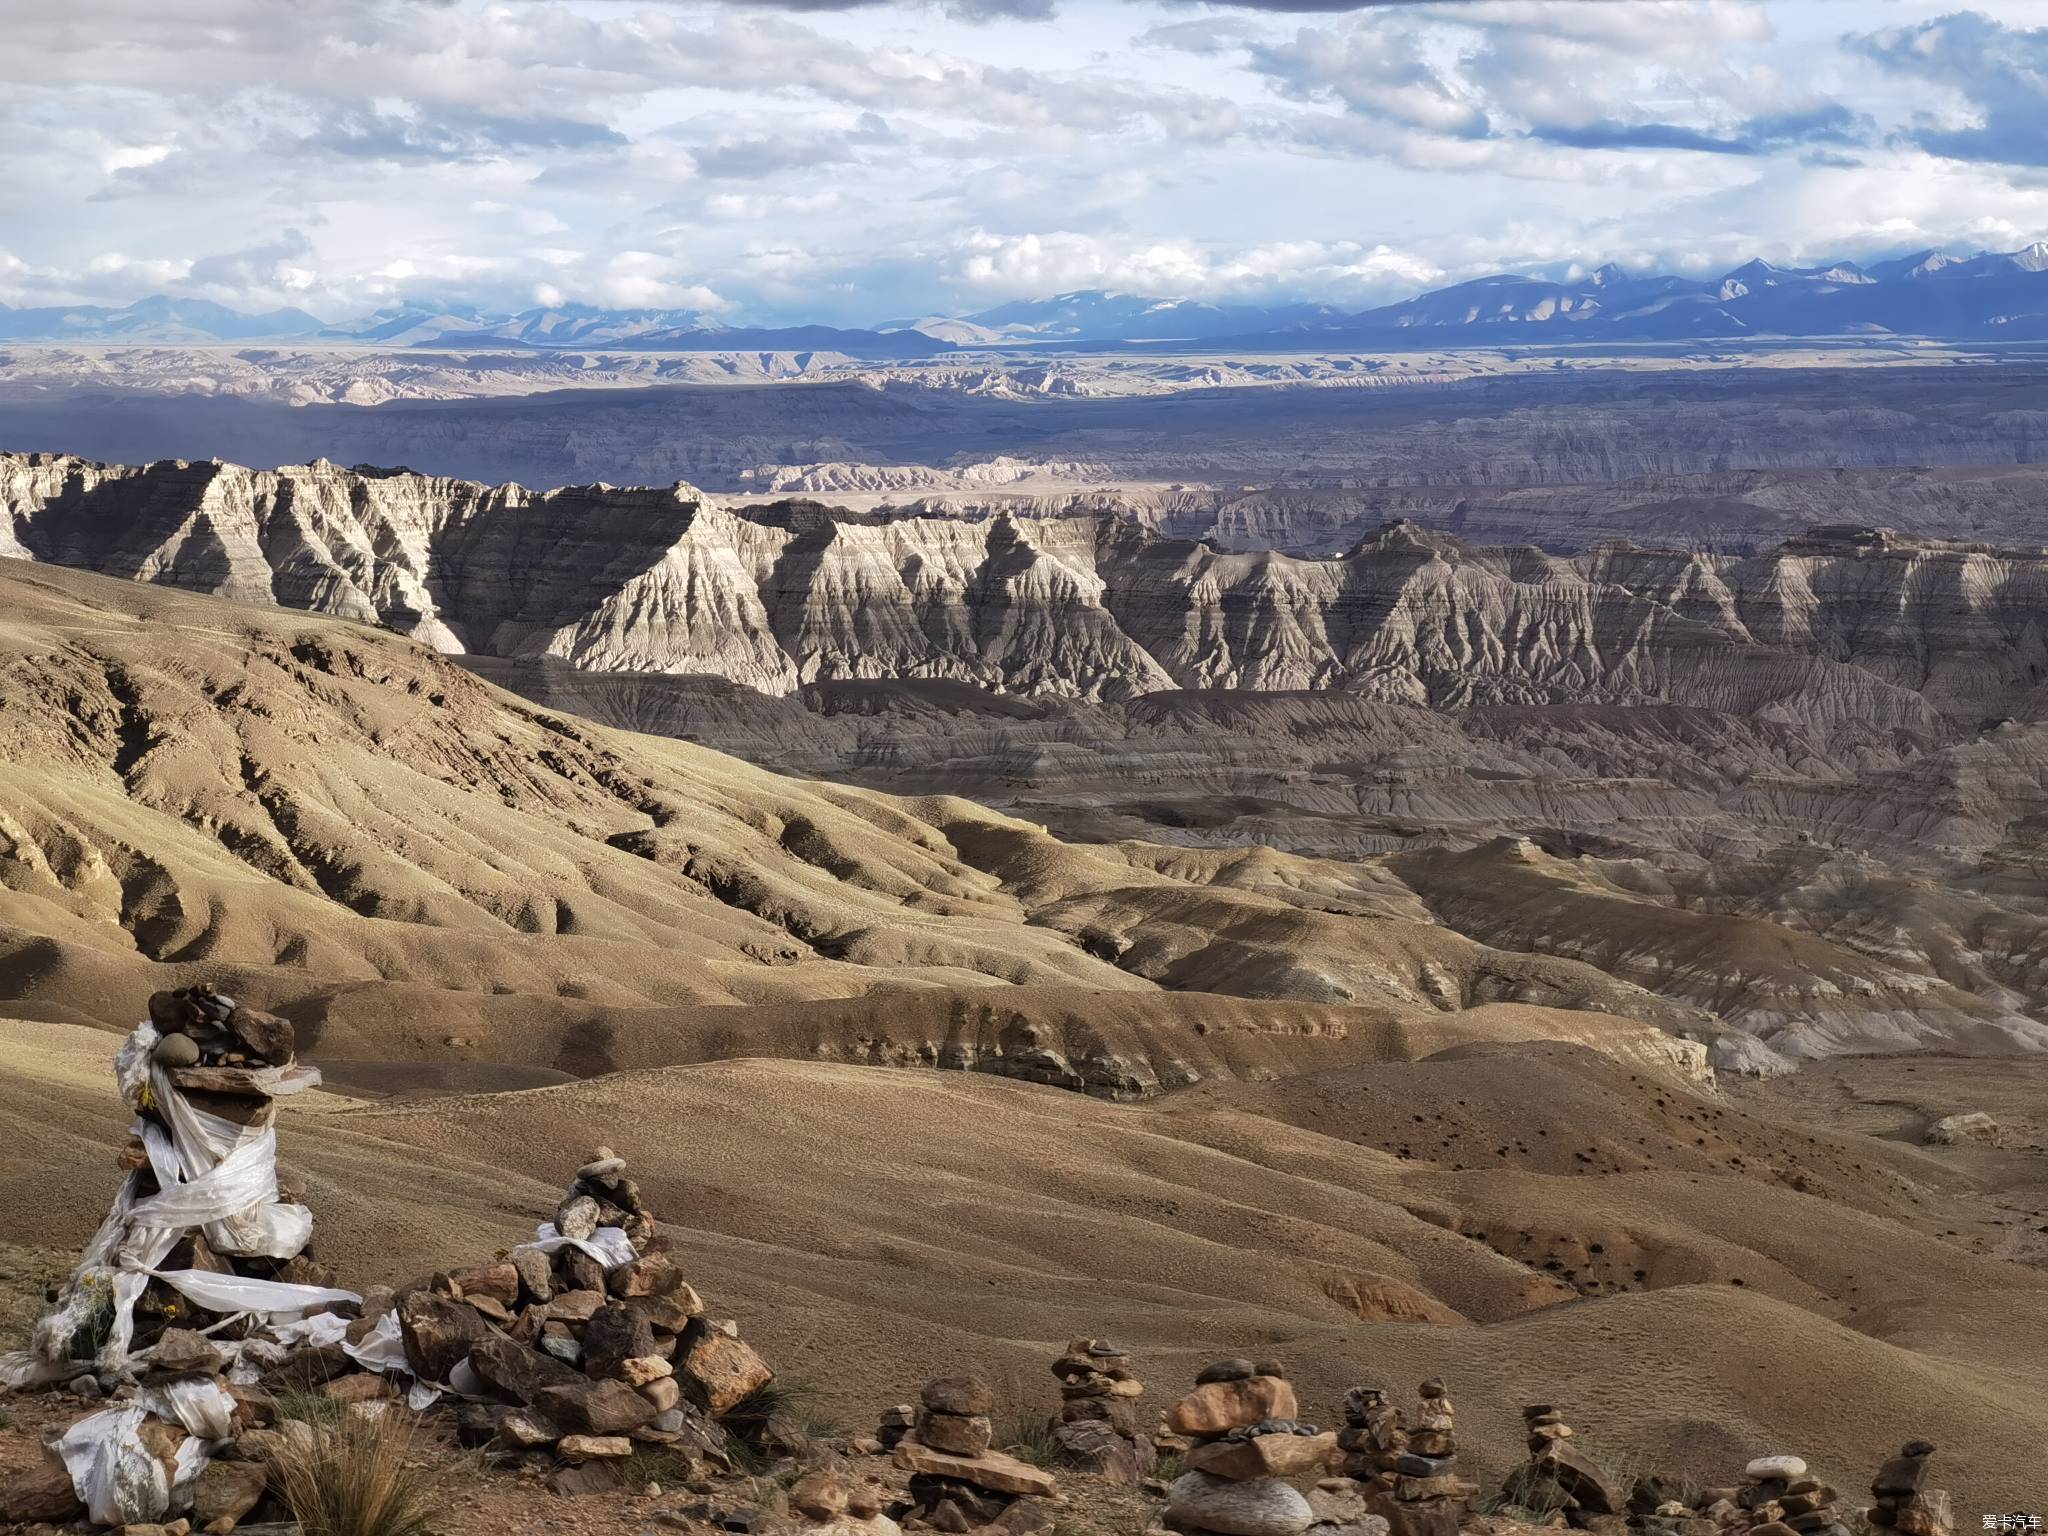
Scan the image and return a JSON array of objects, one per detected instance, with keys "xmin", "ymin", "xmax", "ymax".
[{"xmin": 6, "ymin": 0, "xmax": 2048, "ymax": 325}]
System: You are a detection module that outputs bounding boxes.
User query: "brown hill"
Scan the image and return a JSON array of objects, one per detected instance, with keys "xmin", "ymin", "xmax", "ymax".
[
  {"xmin": 0, "ymin": 558, "xmax": 1717, "ymax": 1078},
  {"xmin": 3, "ymin": 1018, "xmax": 2045, "ymax": 1507}
]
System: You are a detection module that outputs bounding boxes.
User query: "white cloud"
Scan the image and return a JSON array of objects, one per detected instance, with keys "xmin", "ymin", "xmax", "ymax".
[{"xmin": 0, "ymin": 0, "xmax": 2042, "ymax": 326}]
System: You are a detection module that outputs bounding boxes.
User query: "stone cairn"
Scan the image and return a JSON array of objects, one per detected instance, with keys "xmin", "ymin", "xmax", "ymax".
[
  {"xmin": 555, "ymin": 1143, "xmax": 658, "ymax": 1256},
  {"xmin": 416, "ymin": 1146, "xmax": 777, "ymax": 1495},
  {"xmin": 133, "ymin": 987, "xmax": 332, "ymax": 1307},
  {"xmin": 1867, "ymin": 1442, "xmax": 1950, "ymax": 1536},
  {"xmin": 1335, "ymin": 1381, "xmax": 1474, "ymax": 1536},
  {"xmin": 1162, "ymin": 1359, "xmax": 1334, "ymax": 1536},
  {"xmin": 789, "ymin": 1468, "xmax": 906, "ymax": 1536},
  {"xmin": 1500, "ymin": 1403, "xmax": 1624, "ymax": 1527},
  {"xmin": 892, "ymin": 1373, "xmax": 1059, "ymax": 1532},
  {"xmin": 1699, "ymin": 1453, "xmax": 1846, "ymax": 1536},
  {"xmin": 1049, "ymin": 1335, "xmax": 1153, "ymax": 1482}
]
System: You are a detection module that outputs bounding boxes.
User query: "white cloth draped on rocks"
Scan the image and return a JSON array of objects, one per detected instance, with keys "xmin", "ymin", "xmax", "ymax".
[{"xmin": 0, "ymin": 1020, "xmax": 357, "ymax": 1525}]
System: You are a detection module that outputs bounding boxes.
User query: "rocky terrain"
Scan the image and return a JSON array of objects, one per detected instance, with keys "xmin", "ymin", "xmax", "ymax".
[
  {"xmin": 7, "ymin": 357, "xmax": 2048, "ymax": 501},
  {"xmin": 0, "ymin": 561, "xmax": 2045, "ymax": 1524},
  {"xmin": 12, "ymin": 455, "xmax": 2048, "ymax": 1062}
]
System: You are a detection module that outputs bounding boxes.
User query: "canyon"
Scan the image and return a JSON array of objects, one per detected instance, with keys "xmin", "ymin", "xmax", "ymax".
[{"xmin": 9, "ymin": 451, "xmax": 2048, "ymax": 1066}]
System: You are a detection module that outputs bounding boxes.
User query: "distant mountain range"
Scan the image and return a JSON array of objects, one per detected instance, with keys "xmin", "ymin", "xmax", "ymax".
[
  {"xmin": 9, "ymin": 242, "xmax": 2048, "ymax": 352},
  {"xmin": 0, "ymin": 295, "xmax": 323, "ymax": 343}
]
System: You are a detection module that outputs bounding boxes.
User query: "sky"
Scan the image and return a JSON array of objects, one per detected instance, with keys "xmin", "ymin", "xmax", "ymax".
[{"xmin": 7, "ymin": 0, "xmax": 2048, "ymax": 326}]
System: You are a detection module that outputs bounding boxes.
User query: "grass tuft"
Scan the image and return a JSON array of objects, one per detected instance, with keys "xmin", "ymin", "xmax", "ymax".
[
  {"xmin": 998, "ymin": 1411, "xmax": 1068, "ymax": 1469},
  {"xmin": 724, "ymin": 1373, "xmax": 847, "ymax": 1446},
  {"xmin": 266, "ymin": 1406, "xmax": 435, "ymax": 1536},
  {"xmin": 274, "ymin": 1384, "xmax": 347, "ymax": 1428}
]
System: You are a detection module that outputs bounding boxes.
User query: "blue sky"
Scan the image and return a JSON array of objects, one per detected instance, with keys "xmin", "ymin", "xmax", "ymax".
[{"xmin": 7, "ymin": 0, "xmax": 2048, "ymax": 325}]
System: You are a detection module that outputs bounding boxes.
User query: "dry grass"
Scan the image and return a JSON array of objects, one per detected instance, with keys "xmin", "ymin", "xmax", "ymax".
[{"xmin": 268, "ymin": 1406, "xmax": 435, "ymax": 1536}]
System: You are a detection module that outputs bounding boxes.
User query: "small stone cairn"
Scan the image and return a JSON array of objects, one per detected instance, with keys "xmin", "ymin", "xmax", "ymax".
[
  {"xmin": 555, "ymin": 1143, "xmax": 658, "ymax": 1255},
  {"xmin": 1867, "ymin": 1442, "xmax": 1951, "ymax": 1536},
  {"xmin": 1501, "ymin": 1402, "xmax": 1624, "ymax": 1527},
  {"xmin": 1049, "ymin": 1336, "xmax": 1153, "ymax": 1482},
  {"xmin": 892, "ymin": 1373, "xmax": 1058, "ymax": 1532},
  {"xmin": 1162, "ymin": 1359, "xmax": 1334, "ymax": 1536},
  {"xmin": 789, "ymin": 1469, "xmax": 906, "ymax": 1536},
  {"xmin": 1698, "ymin": 1453, "xmax": 1846, "ymax": 1536},
  {"xmin": 1335, "ymin": 1381, "xmax": 1473, "ymax": 1536}
]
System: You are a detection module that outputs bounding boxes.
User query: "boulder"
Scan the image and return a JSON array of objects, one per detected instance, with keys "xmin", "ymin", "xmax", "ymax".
[
  {"xmin": 1167, "ymin": 1377, "xmax": 1298, "ymax": 1437},
  {"xmin": 1746, "ymin": 1456, "xmax": 1809, "ymax": 1482},
  {"xmin": 468, "ymin": 1332, "xmax": 586, "ymax": 1404},
  {"xmin": 149, "ymin": 1327, "xmax": 227, "ymax": 1375},
  {"xmin": 320, "ymin": 1373, "xmax": 396, "ymax": 1403},
  {"xmin": 451, "ymin": 1263, "xmax": 520, "ymax": 1308},
  {"xmin": 1053, "ymin": 1418, "xmax": 1145, "ymax": 1482},
  {"xmin": 228, "ymin": 1006, "xmax": 297, "ymax": 1063},
  {"xmin": 625, "ymin": 1288, "xmax": 704, "ymax": 1334},
  {"xmin": 1872, "ymin": 1452, "xmax": 1929, "ymax": 1497},
  {"xmin": 153, "ymin": 1031, "xmax": 202, "ymax": 1067},
  {"xmin": 188, "ymin": 1459, "xmax": 268, "ymax": 1528},
  {"xmin": 557, "ymin": 1195, "xmax": 602, "ymax": 1241},
  {"xmin": 548, "ymin": 1459, "xmax": 634, "ymax": 1496},
  {"xmin": 892, "ymin": 1441, "xmax": 1059, "ymax": 1498},
  {"xmin": 0, "ymin": 1452, "xmax": 86, "ymax": 1523},
  {"xmin": 398, "ymin": 1289, "xmax": 492, "ymax": 1383},
  {"xmin": 511, "ymin": 1247, "xmax": 554, "ymax": 1305},
  {"xmin": 545, "ymin": 1288, "xmax": 606, "ymax": 1324},
  {"xmin": 918, "ymin": 1411, "xmax": 994, "ymax": 1456},
  {"xmin": 611, "ymin": 1253, "xmax": 696, "ymax": 1301},
  {"xmin": 619, "ymin": 1355, "xmax": 674, "ymax": 1388},
  {"xmin": 560, "ymin": 1434, "xmax": 634, "ymax": 1462},
  {"xmin": 1165, "ymin": 1471, "xmax": 1315, "ymax": 1536},
  {"xmin": 1924, "ymin": 1113, "xmax": 1999, "ymax": 1146},
  {"xmin": 537, "ymin": 1378, "xmax": 662, "ymax": 1435},
  {"xmin": 1188, "ymin": 1431, "xmax": 1337, "ymax": 1480},
  {"xmin": 497, "ymin": 1408, "xmax": 564, "ymax": 1449},
  {"xmin": 680, "ymin": 1329, "xmax": 773, "ymax": 1415},
  {"xmin": 792, "ymin": 1471, "xmax": 852, "ymax": 1520},
  {"xmin": 582, "ymin": 1302, "xmax": 659, "ymax": 1381},
  {"xmin": 642, "ymin": 1377, "xmax": 683, "ymax": 1412},
  {"xmin": 1535, "ymin": 1441, "xmax": 1624, "ymax": 1514}
]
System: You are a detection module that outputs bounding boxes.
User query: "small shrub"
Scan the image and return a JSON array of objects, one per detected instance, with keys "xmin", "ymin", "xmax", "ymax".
[
  {"xmin": 1154, "ymin": 1450, "xmax": 1184, "ymax": 1483},
  {"xmin": 631, "ymin": 1446, "xmax": 692, "ymax": 1488},
  {"xmin": 268, "ymin": 1406, "xmax": 434, "ymax": 1536},
  {"xmin": 725, "ymin": 1374, "xmax": 847, "ymax": 1444},
  {"xmin": 274, "ymin": 1385, "xmax": 346, "ymax": 1429}
]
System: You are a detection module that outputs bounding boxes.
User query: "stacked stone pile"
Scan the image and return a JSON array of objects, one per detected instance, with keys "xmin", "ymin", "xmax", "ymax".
[
  {"xmin": 370, "ymin": 1147, "xmax": 776, "ymax": 1494},
  {"xmin": 877, "ymin": 1402, "xmax": 920, "ymax": 1450},
  {"xmin": 1334, "ymin": 1381, "xmax": 1473, "ymax": 1536},
  {"xmin": 1161, "ymin": 1360, "xmax": 1333, "ymax": 1536},
  {"xmin": 1695, "ymin": 1454, "xmax": 1844, "ymax": 1536},
  {"xmin": 1501, "ymin": 1403, "xmax": 1624, "ymax": 1527},
  {"xmin": 1867, "ymin": 1442, "xmax": 1951, "ymax": 1536},
  {"xmin": 1049, "ymin": 1336, "xmax": 1152, "ymax": 1481},
  {"xmin": 789, "ymin": 1469, "xmax": 907, "ymax": 1536},
  {"xmin": 556, "ymin": 1144, "xmax": 658, "ymax": 1255},
  {"xmin": 892, "ymin": 1374, "xmax": 1059, "ymax": 1531},
  {"xmin": 128, "ymin": 988, "xmax": 330, "ymax": 1333}
]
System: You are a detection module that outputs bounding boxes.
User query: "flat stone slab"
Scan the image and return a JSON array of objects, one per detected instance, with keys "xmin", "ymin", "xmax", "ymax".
[
  {"xmin": 1188, "ymin": 1431, "xmax": 1338, "ymax": 1480},
  {"xmin": 168, "ymin": 1062, "xmax": 322, "ymax": 1097},
  {"xmin": 892, "ymin": 1440, "xmax": 1058, "ymax": 1497}
]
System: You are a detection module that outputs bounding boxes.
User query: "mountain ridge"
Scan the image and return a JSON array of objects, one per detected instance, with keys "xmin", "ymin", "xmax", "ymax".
[{"xmin": 12, "ymin": 239, "xmax": 2048, "ymax": 347}]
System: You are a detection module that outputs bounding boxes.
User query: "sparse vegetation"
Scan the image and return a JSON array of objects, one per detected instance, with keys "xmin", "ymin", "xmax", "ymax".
[
  {"xmin": 725, "ymin": 1372, "xmax": 847, "ymax": 1445},
  {"xmin": 999, "ymin": 1409, "xmax": 1068, "ymax": 1469},
  {"xmin": 275, "ymin": 1383, "xmax": 347, "ymax": 1428},
  {"xmin": 267, "ymin": 1406, "xmax": 434, "ymax": 1536}
]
